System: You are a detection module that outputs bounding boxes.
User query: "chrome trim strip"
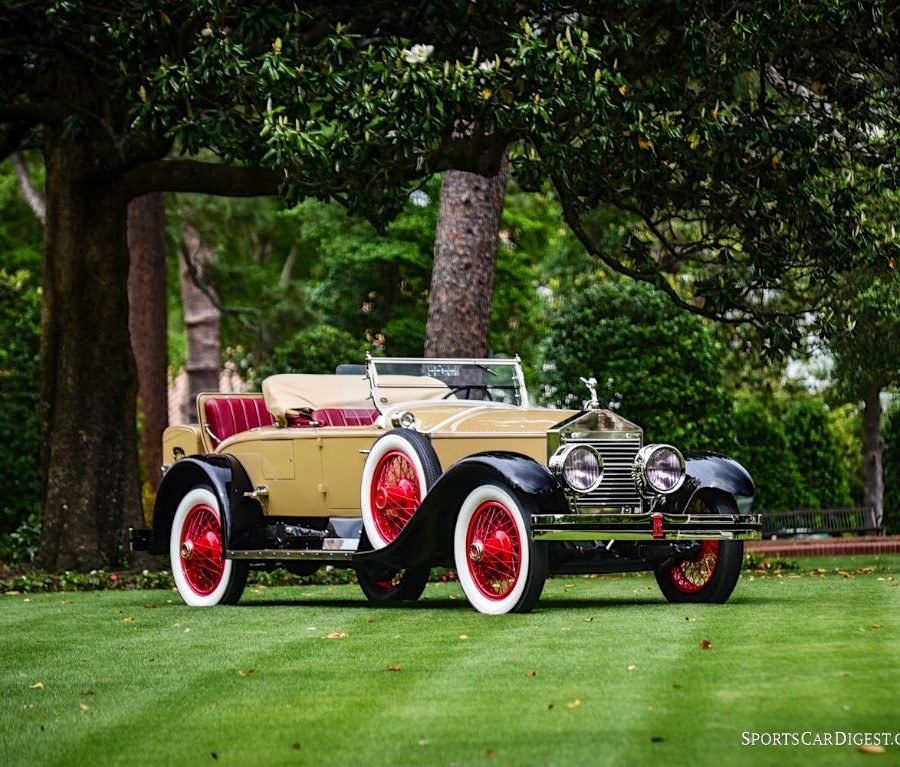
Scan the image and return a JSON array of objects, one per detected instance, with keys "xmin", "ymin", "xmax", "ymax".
[
  {"xmin": 225, "ymin": 549, "xmax": 357, "ymax": 561},
  {"xmin": 534, "ymin": 529, "xmax": 761, "ymax": 541},
  {"xmin": 532, "ymin": 512, "xmax": 761, "ymax": 527}
]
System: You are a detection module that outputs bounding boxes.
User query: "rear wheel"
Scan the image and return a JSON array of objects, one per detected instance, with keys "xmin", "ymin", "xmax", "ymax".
[
  {"xmin": 360, "ymin": 429, "xmax": 441, "ymax": 549},
  {"xmin": 654, "ymin": 491, "xmax": 744, "ymax": 604},
  {"xmin": 355, "ymin": 566, "xmax": 430, "ymax": 602},
  {"xmin": 454, "ymin": 484, "xmax": 547, "ymax": 614},
  {"xmin": 170, "ymin": 486, "xmax": 248, "ymax": 606}
]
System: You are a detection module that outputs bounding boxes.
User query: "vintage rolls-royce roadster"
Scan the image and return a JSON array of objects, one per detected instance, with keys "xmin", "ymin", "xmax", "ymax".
[{"xmin": 130, "ymin": 356, "xmax": 760, "ymax": 614}]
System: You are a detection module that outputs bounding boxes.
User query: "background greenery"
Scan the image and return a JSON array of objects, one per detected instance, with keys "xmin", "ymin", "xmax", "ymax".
[{"xmin": 0, "ymin": 162, "xmax": 897, "ymax": 564}]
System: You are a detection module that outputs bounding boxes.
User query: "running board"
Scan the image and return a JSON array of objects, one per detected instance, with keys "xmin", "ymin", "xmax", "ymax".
[{"xmin": 226, "ymin": 548, "xmax": 357, "ymax": 561}]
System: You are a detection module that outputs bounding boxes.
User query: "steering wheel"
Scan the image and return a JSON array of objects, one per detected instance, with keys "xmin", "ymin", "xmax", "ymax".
[{"xmin": 442, "ymin": 385, "xmax": 493, "ymax": 401}]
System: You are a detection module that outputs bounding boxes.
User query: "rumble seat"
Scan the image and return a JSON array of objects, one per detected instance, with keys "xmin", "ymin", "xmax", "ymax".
[{"xmin": 203, "ymin": 395, "xmax": 274, "ymax": 447}]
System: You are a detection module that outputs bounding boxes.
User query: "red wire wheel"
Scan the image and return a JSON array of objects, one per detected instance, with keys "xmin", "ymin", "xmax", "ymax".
[
  {"xmin": 178, "ymin": 503, "xmax": 226, "ymax": 596},
  {"xmin": 169, "ymin": 486, "xmax": 248, "ymax": 606},
  {"xmin": 667, "ymin": 540, "xmax": 719, "ymax": 594},
  {"xmin": 370, "ymin": 450, "xmax": 423, "ymax": 544},
  {"xmin": 464, "ymin": 499, "xmax": 522, "ymax": 600},
  {"xmin": 653, "ymin": 491, "xmax": 745, "ymax": 604}
]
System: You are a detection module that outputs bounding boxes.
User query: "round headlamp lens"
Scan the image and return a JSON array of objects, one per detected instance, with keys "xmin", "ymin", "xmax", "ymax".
[
  {"xmin": 644, "ymin": 446, "xmax": 685, "ymax": 493},
  {"xmin": 562, "ymin": 445, "xmax": 603, "ymax": 493}
]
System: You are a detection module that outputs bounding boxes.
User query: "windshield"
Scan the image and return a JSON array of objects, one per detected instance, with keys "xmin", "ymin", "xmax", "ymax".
[{"xmin": 368, "ymin": 357, "xmax": 528, "ymax": 408}]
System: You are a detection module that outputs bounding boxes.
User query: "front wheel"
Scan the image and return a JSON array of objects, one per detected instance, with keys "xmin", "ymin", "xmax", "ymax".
[
  {"xmin": 355, "ymin": 566, "xmax": 430, "ymax": 602},
  {"xmin": 170, "ymin": 486, "xmax": 248, "ymax": 606},
  {"xmin": 654, "ymin": 492, "xmax": 744, "ymax": 604},
  {"xmin": 454, "ymin": 484, "xmax": 547, "ymax": 614}
]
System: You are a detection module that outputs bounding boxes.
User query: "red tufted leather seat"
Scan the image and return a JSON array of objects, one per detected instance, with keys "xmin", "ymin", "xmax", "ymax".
[
  {"xmin": 286, "ymin": 407, "xmax": 380, "ymax": 428},
  {"xmin": 203, "ymin": 396, "xmax": 274, "ymax": 447},
  {"xmin": 312, "ymin": 408, "xmax": 380, "ymax": 427}
]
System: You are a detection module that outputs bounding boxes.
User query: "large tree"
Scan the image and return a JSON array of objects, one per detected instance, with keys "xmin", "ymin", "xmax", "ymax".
[{"xmin": 1, "ymin": 1, "xmax": 898, "ymax": 568}]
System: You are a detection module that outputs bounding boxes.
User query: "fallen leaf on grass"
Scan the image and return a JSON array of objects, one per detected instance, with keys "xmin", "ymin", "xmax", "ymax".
[
  {"xmin": 564, "ymin": 583, "xmax": 576, "ymax": 590},
  {"xmin": 384, "ymin": 665, "xmax": 402, "ymax": 672},
  {"xmin": 292, "ymin": 743, "xmax": 301, "ymax": 751},
  {"xmin": 29, "ymin": 682, "xmax": 44, "ymax": 690},
  {"xmin": 237, "ymin": 669, "xmax": 256, "ymax": 677},
  {"xmin": 143, "ymin": 604, "xmax": 158, "ymax": 609},
  {"xmin": 627, "ymin": 664, "xmax": 637, "ymax": 671},
  {"xmin": 5, "ymin": 590, "xmax": 21, "ymax": 595},
  {"xmin": 651, "ymin": 736, "xmax": 665, "ymax": 743},
  {"xmin": 485, "ymin": 748, "xmax": 498, "ymax": 758},
  {"xmin": 567, "ymin": 699, "xmax": 582, "ymax": 709},
  {"xmin": 82, "ymin": 689, "xmax": 94, "ymax": 696},
  {"xmin": 525, "ymin": 670, "xmax": 537, "ymax": 678},
  {"xmin": 872, "ymin": 624, "xmax": 883, "ymax": 629},
  {"xmin": 458, "ymin": 634, "xmax": 469, "ymax": 641},
  {"xmin": 839, "ymin": 672, "xmax": 853, "ymax": 677},
  {"xmin": 583, "ymin": 617, "xmax": 594, "ymax": 623},
  {"xmin": 325, "ymin": 632, "xmax": 347, "ymax": 640},
  {"xmin": 699, "ymin": 639, "xmax": 712, "ymax": 649},
  {"xmin": 79, "ymin": 703, "xmax": 90, "ymax": 712},
  {"xmin": 857, "ymin": 744, "xmax": 885, "ymax": 755},
  {"xmin": 417, "ymin": 739, "xmax": 430, "ymax": 747},
  {"xmin": 123, "ymin": 617, "xmax": 135, "ymax": 623},
  {"xmin": 548, "ymin": 703, "xmax": 555, "ymax": 710}
]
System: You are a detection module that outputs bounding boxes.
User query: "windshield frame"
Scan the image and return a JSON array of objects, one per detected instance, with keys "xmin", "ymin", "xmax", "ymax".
[{"xmin": 366, "ymin": 355, "xmax": 529, "ymax": 413}]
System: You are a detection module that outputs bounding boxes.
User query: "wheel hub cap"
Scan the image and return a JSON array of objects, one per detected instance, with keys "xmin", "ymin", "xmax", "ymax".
[
  {"xmin": 469, "ymin": 540, "xmax": 484, "ymax": 562},
  {"xmin": 180, "ymin": 540, "xmax": 194, "ymax": 560}
]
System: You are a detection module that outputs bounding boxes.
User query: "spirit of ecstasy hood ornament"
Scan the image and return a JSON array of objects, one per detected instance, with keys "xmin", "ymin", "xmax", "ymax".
[{"xmin": 579, "ymin": 376, "xmax": 599, "ymax": 410}]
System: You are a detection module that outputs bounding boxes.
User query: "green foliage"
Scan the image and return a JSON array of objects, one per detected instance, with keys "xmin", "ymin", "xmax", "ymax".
[
  {"xmin": 0, "ymin": 162, "xmax": 42, "ymax": 547},
  {"xmin": 0, "ymin": 270, "xmax": 41, "ymax": 543},
  {"xmin": 729, "ymin": 398, "xmax": 807, "ymax": 513},
  {"xmin": 541, "ymin": 277, "xmax": 734, "ymax": 452},
  {"xmin": 884, "ymin": 402, "xmax": 900, "ymax": 535},
  {"xmin": 251, "ymin": 325, "xmax": 370, "ymax": 386},
  {"xmin": 782, "ymin": 398, "xmax": 853, "ymax": 509},
  {"xmin": 827, "ymin": 403, "xmax": 865, "ymax": 505}
]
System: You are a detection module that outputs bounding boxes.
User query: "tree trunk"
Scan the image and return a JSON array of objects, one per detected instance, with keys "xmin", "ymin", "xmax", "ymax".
[
  {"xmin": 37, "ymin": 137, "xmax": 142, "ymax": 571},
  {"xmin": 179, "ymin": 223, "xmax": 221, "ymax": 422},
  {"xmin": 127, "ymin": 194, "xmax": 168, "ymax": 497},
  {"xmin": 862, "ymin": 383, "xmax": 885, "ymax": 527},
  {"xmin": 425, "ymin": 156, "xmax": 509, "ymax": 358}
]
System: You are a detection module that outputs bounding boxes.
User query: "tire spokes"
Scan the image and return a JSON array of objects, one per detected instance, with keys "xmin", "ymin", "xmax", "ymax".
[
  {"xmin": 371, "ymin": 451, "xmax": 421, "ymax": 543},
  {"xmin": 180, "ymin": 504, "xmax": 224, "ymax": 596},
  {"xmin": 466, "ymin": 501, "xmax": 521, "ymax": 599},
  {"xmin": 669, "ymin": 540, "xmax": 719, "ymax": 593}
]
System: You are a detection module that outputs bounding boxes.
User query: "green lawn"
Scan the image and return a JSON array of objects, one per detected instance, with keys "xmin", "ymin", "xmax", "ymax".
[{"xmin": 2, "ymin": 555, "xmax": 899, "ymax": 767}]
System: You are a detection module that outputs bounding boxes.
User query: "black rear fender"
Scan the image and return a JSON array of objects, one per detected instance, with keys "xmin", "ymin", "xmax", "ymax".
[{"xmin": 149, "ymin": 455, "xmax": 261, "ymax": 555}]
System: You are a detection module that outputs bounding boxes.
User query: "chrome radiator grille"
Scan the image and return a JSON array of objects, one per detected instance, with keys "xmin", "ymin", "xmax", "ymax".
[{"xmin": 565, "ymin": 437, "xmax": 642, "ymax": 510}]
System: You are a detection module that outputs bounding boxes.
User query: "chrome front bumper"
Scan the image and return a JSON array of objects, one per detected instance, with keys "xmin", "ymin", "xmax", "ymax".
[{"xmin": 531, "ymin": 512, "xmax": 762, "ymax": 541}]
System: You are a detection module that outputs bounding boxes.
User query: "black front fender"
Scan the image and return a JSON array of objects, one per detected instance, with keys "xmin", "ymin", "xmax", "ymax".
[
  {"xmin": 149, "ymin": 455, "xmax": 261, "ymax": 555},
  {"xmin": 354, "ymin": 452, "xmax": 567, "ymax": 571},
  {"xmin": 657, "ymin": 452, "xmax": 755, "ymax": 514}
]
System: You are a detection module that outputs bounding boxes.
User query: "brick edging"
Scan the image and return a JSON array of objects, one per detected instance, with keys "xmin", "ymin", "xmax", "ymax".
[{"xmin": 746, "ymin": 535, "xmax": 900, "ymax": 558}]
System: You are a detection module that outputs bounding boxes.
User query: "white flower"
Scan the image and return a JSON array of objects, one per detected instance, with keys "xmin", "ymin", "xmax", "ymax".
[
  {"xmin": 402, "ymin": 44, "xmax": 434, "ymax": 64},
  {"xmin": 478, "ymin": 60, "xmax": 497, "ymax": 72}
]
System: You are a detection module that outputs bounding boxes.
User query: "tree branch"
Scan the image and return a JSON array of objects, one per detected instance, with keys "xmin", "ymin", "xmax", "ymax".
[
  {"xmin": 11, "ymin": 152, "xmax": 46, "ymax": 225},
  {"xmin": 122, "ymin": 160, "xmax": 283, "ymax": 201}
]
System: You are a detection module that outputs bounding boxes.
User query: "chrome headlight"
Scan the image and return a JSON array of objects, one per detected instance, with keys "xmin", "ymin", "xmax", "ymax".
[
  {"xmin": 634, "ymin": 444, "xmax": 685, "ymax": 496},
  {"xmin": 549, "ymin": 444, "xmax": 604, "ymax": 494},
  {"xmin": 391, "ymin": 410, "xmax": 419, "ymax": 430}
]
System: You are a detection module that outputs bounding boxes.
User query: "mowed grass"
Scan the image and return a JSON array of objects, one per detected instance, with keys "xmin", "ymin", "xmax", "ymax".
[{"xmin": 2, "ymin": 555, "xmax": 899, "ymax": 767}]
